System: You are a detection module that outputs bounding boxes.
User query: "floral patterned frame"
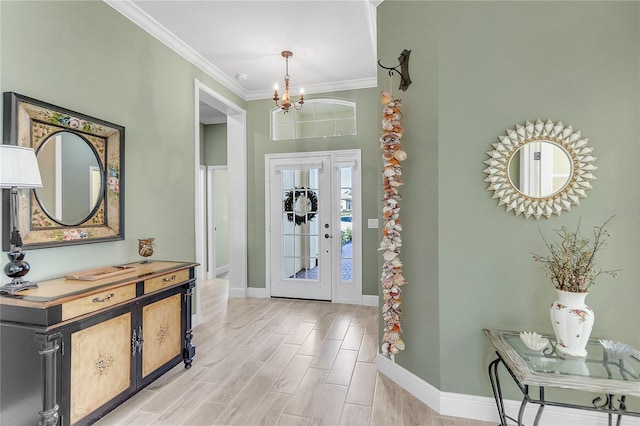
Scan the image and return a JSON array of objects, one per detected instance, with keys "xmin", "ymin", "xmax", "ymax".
[{"xmin": 2, "ymin": 92, "xmax": 124, "ymax": 249}]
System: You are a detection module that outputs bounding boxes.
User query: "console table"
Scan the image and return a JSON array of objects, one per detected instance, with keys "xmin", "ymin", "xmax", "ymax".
[
  {"xmin": 0, "ymin": 261, "xmax": 197, "ymax": 426},
  {"xmin": 483, "ymin": 329, "xmax": 640, "ymax": 426}
]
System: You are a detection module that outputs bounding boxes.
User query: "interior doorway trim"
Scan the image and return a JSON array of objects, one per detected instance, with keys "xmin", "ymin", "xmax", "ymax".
[
  {"xmin": 194, "ymin": 79, "xmax": 248, "ymax": 325},
  {"xmin": 207, "ymin": 165, "xmax": 228, "ymax": 280}
]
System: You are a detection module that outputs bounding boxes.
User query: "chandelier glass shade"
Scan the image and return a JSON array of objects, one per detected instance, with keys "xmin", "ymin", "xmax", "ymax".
[{"xmin": 273, "ymin": 51, "xmax": 304, "ymax": 113}]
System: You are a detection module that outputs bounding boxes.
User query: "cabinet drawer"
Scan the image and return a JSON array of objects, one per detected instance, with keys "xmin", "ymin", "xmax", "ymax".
[
  {"xmin": 62, "ymin": 284, "xmax": 136, "ymax": 321},
  {"xmin": 144, "ymin": 269, "xmax": 189, "ymax": 294}
]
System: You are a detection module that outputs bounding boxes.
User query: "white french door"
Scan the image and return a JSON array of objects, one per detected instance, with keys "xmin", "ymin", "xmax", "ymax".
[{"xmin": 266, "ymin": 150, "xmax": 361, "ymax": 303}]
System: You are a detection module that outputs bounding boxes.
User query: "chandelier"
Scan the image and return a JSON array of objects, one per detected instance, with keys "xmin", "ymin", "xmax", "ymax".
[{"xmin": 273, "ymin": 51, "xmax": 304, "ymax": 113}]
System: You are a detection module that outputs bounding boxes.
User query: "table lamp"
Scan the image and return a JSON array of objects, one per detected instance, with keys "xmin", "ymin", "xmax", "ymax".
[{"xmin": 0, "ymin": 145, "xmax": 42, "ymax": 294}]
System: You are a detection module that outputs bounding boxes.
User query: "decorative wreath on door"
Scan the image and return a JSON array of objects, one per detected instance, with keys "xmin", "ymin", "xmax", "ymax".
[{"xmin": 283, "ymin": 187, "xmax": 318, "ymax": 226}]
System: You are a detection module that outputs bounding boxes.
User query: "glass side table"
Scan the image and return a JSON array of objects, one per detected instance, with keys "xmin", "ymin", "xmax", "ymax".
[{"xmin": 483, "ymin": 329, "xmax": 640, "ymax": 426}]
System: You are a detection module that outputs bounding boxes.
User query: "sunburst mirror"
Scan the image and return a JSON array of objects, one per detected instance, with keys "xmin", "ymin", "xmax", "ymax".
[{"xmin": 483, "ymin": 119, "xmax": 596, "ymax": 219}]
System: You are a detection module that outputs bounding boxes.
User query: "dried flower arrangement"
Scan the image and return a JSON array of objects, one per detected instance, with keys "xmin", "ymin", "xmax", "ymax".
[{"xmin": 532, "ymin": 217, "xmax": 619, "ymax": 293}]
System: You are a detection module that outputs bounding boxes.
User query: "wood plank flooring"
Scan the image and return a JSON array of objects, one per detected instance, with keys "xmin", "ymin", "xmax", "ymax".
[{"xmin": 96, "ymin": 278, "xmax": 494, "ymax": 426}]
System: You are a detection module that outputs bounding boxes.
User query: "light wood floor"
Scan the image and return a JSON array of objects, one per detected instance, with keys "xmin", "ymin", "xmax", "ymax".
[{"xmin": 96, "ymin": 278, "xmax": 494, "ymax": 426}]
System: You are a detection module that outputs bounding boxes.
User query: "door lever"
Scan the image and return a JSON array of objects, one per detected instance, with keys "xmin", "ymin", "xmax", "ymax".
[{"xmin": 324, "ymin": 234, "xmax": 333, "ymax": 239}]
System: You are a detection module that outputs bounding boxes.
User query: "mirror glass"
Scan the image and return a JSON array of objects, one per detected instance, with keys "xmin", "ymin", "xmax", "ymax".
[
  {"xmin": 35, "ymin": 132, "xmax": 102, "ymax": 225},
  {"xmin": 507, "ymin": 141, "xmax": 572, "ymax": 198}
]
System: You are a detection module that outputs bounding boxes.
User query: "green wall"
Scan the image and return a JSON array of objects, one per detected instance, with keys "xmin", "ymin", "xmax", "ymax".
[
  {"xmin": 204, "ymin": 123, "xmax": 228, "ymax": 166},
  {"xmin": 1, "ymin": 1, "xmax": 244, "ymax": 280},
  {"xmin": 245, "ymin": 92, "xmax": 382, "ymax": 296},
  {"xmin": 378, "ymin": 0, "xmax": 640, "ymax": 400}
]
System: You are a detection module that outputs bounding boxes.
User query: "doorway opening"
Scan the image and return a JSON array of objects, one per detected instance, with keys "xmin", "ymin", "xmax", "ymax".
[{"xmin": 193, "ymin": 80, "xmax": 247, "ymax": 326}]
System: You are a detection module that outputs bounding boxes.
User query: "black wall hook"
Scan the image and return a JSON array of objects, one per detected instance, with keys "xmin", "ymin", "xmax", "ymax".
[{"xmin": 378, "ymin": 49, "xmax": 412, "ymax": 91}]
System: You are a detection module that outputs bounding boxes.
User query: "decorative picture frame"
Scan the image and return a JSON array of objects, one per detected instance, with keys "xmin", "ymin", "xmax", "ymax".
[
  {"xmin": 483, "ymin": 119, "xmax": 596, "ymax": 219},
  {"xmin": 2, "ymin": 92, "xmax": 124, "ymax": 249}
]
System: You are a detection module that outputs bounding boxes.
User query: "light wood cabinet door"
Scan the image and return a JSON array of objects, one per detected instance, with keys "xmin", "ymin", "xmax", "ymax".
[
  {"xmin": 141, "ymin": 293, "xmax": 182, "ymax": 378},
  {"xmin": 70, "ymin": 313, "xmax": 132, "ymax": 424}
]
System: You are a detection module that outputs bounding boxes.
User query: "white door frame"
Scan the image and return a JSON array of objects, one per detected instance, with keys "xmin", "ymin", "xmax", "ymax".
[
  {"xmin": 265, "ymin": 149, "xmax": 362, "ymax": 304},
  {"xmin": 194, "ymin": 79, "xmax": 248, "ymax": 326},
  {"xmin": 207, "ymin": 165, "xmax": 228, "ymax": 280}
]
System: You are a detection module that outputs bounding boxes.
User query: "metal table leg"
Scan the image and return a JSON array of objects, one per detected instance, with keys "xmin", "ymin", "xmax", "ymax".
[
  {"xmin": 517, "ymin": 388, "xmax": 528, "ymax": 426},
  {"xmin": 533, "ymin": 386, "xmax": 545, "ymax": 426},
  {"xmin": 488, "ymin": 357, "xmax": 508, "ymax": 426}
]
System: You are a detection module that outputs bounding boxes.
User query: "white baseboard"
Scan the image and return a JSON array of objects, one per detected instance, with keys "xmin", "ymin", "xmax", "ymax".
[
  {"xmin": 243, "ymin": 289, "xmax": 378, "ymax": 305},
  {"xmin": 216, "ymin": 264, "xmax": 229, "ymax": 276},
  {"xmin": 247, "ymin": 287, "xmax": 269, "ymax": 298},
  {"xmin": 377, "ymin": 354, "xmax": 441, "ymax": 411},
  {"xmin": 227, "ymin": 287, "xmax": 248, "ymax": 298},
  {"xmin": 361, "ymin": 294, "xmax": 378, "ymax": 306},
  {"xmin": 376, "ymin": 354, "xmax": 640, "ymax": 426}
]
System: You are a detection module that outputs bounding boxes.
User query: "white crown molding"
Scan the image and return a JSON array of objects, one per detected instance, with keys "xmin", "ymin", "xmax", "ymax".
[
  {"xmin": 104, "ymin": 0, "xmax": 249, "ymax": 100},
  {"xmin": 104, "ymin": 0, "xmax": 378, "ymax": 102}
]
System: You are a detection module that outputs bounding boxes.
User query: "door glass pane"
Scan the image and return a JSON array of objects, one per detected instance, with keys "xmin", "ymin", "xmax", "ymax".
[
  {"xmin": 339, "ymin": 167, "xmax": 353, "ymax": 283},
  {"xmin": 283, "ymin": 257, "xmax": 295, "ymax": 279},
  {"xmin": 283, "ymin": 235, "xmax": 296, "ymax": 257},
  {"xmin": 282, "ymin": 169, "xmax": 294, "ymax": 190},
  {"xmin": 281, "ymin": 169, "xmax": 320, "ymax": 282},
  {"xmin": 308, "ymin": 169, "xmax": 319, "ymax": 189},
  {"xmin": 282, "ymin": 213, "xmax": 294, "ymax": 234}
]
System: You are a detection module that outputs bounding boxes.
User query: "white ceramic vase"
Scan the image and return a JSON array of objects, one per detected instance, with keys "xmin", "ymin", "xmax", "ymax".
[{"xmin": 550, "ymin": 289, "xmax": 594, "ymax": 357}]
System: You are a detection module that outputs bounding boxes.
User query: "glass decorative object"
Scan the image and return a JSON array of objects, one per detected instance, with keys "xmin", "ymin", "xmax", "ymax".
[{"xmin": 138, "ymin": 238, "xmax": 155, "ymax": 263}]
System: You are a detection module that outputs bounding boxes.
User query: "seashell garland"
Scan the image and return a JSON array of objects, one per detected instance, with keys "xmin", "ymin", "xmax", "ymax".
[{"xmin": 379, "ymin": 91, "xmax": 406, "ymax": 360}]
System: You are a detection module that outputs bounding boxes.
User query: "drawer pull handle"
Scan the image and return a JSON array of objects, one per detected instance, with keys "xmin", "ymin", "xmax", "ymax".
[
  {"xmin": 162, "ymin": 275, "xmax": 177, "ymax": 283},
  {"xmin": 92, "ymin": 293, "xmax": 115, "ymax": 303}
]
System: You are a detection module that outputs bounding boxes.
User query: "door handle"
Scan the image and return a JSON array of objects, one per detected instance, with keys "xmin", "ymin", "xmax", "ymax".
[{"xmin": 324, "ymin": 234, "xmax": 333, "ymax": 239}]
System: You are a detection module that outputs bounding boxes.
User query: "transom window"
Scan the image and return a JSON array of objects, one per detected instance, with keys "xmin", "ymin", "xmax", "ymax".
[{"xmin": 271, "ymin": 98, "xmax": 356, "ymax": 141}]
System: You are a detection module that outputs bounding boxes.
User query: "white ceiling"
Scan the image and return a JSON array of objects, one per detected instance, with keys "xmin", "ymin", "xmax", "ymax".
[{"xmin": 106, "ymin": 0, "xmax": 381, "ymax": 116}]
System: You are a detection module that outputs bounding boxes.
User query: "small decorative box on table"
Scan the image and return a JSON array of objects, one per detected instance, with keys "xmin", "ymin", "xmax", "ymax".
[{"xmin": 0, "ymin": 261, "xmax": 198, "ymax": 426}]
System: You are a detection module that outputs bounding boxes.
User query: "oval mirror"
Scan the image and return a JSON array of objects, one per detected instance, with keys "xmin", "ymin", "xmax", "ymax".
[
  {"xmin": 35, "ymin": 131, "xmax": 102, "ymax": 225},
  {"xmin": 483, "ymin": 119, "xmax": 597, "ymax": 219},
  {"xmin": 507, "ymin": 141, "xmax": 573, "ymax": 198}
]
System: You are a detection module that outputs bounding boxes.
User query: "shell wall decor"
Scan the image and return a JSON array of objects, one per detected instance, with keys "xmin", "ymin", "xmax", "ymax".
[
  {"xmin": 379, "ymin": 91, "xmax": 406, "ymax": 359},
  {"xmin": 483, "ymin": 119, "xmax": 597, "ymax": 219}
]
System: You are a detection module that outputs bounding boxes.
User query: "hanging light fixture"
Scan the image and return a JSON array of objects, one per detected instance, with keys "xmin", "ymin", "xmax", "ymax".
[{"xmin": 273, "ymin": 51, "xmax": 304, "ymax": 113}]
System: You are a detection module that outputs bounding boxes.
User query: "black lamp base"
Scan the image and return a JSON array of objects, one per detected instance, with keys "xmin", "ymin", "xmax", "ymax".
[
  {"xmin": 2, "ymin": 249, "xmax": 37, "ymax": 295},
  {"xmin": 0, "ymin": 278, "xmax": 38, "ymax": 295}
]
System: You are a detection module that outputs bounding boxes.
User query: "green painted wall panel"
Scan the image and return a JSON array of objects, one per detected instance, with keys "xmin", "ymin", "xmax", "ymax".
[
  {"xmin": 378, "ymin": 0, "xmax": 640, "ymax": 401},
  {"xmin": 204, "ymin": 124, "xmax": 228, "ymax": 166},
  {"xmin": 377, "ymin": 0, "xmax": 442, "ymax": 388}
]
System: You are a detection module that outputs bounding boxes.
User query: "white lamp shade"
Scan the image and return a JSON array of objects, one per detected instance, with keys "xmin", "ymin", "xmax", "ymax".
[{"xmin": 0, "ymin": 145, "xmax": 43, "ymax": 188}]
